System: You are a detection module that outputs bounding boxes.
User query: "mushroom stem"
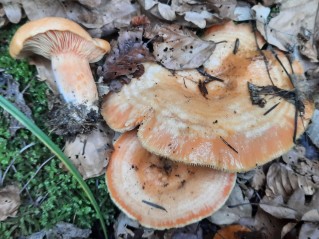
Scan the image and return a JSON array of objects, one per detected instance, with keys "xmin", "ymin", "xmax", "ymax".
[{"xmin": 52, "ymin": 53, "xmax": 98, "ymax": 112}]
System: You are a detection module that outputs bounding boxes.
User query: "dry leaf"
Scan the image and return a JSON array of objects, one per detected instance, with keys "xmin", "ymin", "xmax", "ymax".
[
  {"xmin": 307, "ymin": 109, "xmax": 319, "ymax": 148},
  {"xmin": 0, "ymin": 185, "xmax": 21, "ymax": 221},
  {"xmin": 139, "ymin": 0, "xmax": 237, "ymax": 28},
  {"xmin": 26, "ymin": 221, "xmax": 91, "ymax": 239},
  {"xmin": 240, "ymin": 208, "xmax": 286, "ymax": 239},
  {"xmin": 100, "ymin": 28, "xmax": 154, "ymax": 84},
  {"xmin": 63, "ymin": 124, "xmax": 114, "ymax": 180},
  {"xmin": 281, "ymin": 222, "xmax": 298, "ymax": 239},
  {"xmin": 282, "ymin": 146, "xmax": 319, "ymax": 194},
  {"xmin": 158, "ymin": 3, "xmax": 176, "ymax": 21},
  {"xmin": 0, "ymin": 72, "xmax": 33, "ymax": 136},
  {"xmin": 251, "ymin": 167, "xmax": 266, "ymax": 191},
  {"xmin": 253, "ymin": 0, "xmax": 319, "ymax": 61},
  {"xmin": 114, "ymin": 213, "xmax": 155, "ymax": 239},
  {"xmin": 233, "ymin": 3, "xmax": 253, "ymax": 21},
  {"xmin": 209, "ymin": 184, "xmax": 252, "ymax": 225},
  {"xmin": 265, "ymin": 162, "xmax": 300, "ymax": 200},
  {"xmin": 2, "ymin": 2, "xmax": 22, "ymax": 23},
  {"xmin": 260, "ymin": 189, "xmax": 319, "ymax": 221},
  {"xmin": 19, "ymin": 0, "xmax": 138, "ymax": 37},
  {"xmin": 265, "ymin": 153, "xmax": 319, "ymax": 200},
  {"xmin": 164, "ymin": 223, "xmax": 202, "ymax": 239},
  {"xmin": 29, "ymin": 56, "xmax": 58, "ymax": 94},
  {"xmin": 145, "ymin": 24, "xmax": 215, "ymax": 70},
  {"xmin": 299, "ymin": 222, "xmax": 319, "ymax": 239}
]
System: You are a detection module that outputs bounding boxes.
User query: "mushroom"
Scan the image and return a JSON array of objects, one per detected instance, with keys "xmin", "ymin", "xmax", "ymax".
[
  {"xmin": 9, "ymin": 17, "xmax": 110, "ymax": 116},
  {"xmin": 9, "ymin": 17, "xmax": 112, "ymax": 179},
  {"xmin": 213, "ymin": 225, "xmax": 252, "ymax": 239},
  {"xmin": 106, "ymin": 130, "xmax": 236, "ymax": 229},
  {"xmin": 101, "ymin": 21, "xmax": 314, "ymax": 172}
]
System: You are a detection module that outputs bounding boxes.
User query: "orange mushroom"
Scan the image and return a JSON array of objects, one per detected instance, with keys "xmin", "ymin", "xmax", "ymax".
[
  {"xmin": 102, "ymin": 21, "xmax": 314, "ymax": 172},
  {"xmin": 213, "ymin": 225, "xmax": 252, "ymax": 239},
  {"xmin": 10, "ymin": 17, "xmax": 110, "ymax": 114},
  {"xmin": 106, "ymin": 130, "xmax": 236, "ymax": 229}
]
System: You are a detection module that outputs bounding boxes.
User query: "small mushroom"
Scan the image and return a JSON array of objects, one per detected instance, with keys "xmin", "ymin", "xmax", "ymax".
[
  {"xmin": 101, "ymin": 21, "xmax": 314, "ymax": 172},
  {"xmin": 9, "ymin": 17, "xmax": 110, "ymax": 115},
  {"xmin": 106, "ymin": 130, "xmax": 236, "ymax": 229},
  {"xmin": 9, "ymin": 17, "xmax": 112, "ymax": 179}
]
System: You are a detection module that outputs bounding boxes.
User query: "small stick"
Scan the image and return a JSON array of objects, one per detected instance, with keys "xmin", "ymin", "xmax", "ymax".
[
  {"xmin": 142, "ymin": 200, "xmax": 167, "ymax": 212},
  {"xmin": 220, "ymin": 136, "xmax": 238, "ymax": 154},
  {"xmin": 263, "ymin": 102, "xmax": 280, "ymax": 115},
  {"xmin": 233, "ymin": 38, "xmax": 240, "ymax": 54}
]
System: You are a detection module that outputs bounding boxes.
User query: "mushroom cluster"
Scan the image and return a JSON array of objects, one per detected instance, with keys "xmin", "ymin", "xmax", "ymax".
[{"xmin": 102, "ymin": 21, "xmax": 314, "ymax": 228}]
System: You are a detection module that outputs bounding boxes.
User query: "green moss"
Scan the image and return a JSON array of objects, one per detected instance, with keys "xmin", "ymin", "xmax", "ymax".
[{"xmin": 0, "ymin": 24, "xmax": 115, "ymax": 238}]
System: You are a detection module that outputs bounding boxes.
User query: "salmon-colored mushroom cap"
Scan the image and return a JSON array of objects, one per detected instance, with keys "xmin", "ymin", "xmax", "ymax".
[
  {"xmin": 106, "ymin": 130, "xmax": 236, "ymax": 229},
  {"xmin": 9, "ymin": 17, "xmax": 110, "ymax": 62},
  {"xmin": 102, "ymin": 21, "xmax": 314, "ymax": 172}
]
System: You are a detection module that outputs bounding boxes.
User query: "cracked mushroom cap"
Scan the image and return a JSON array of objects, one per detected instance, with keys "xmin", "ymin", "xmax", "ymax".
[
  {"xmin": 101, "ymin": 21, "xmax": 314, "ymax": 172},
  {"xmin": 106, "ymin": 130, "xmax": 236, "ymax": 229},
  {"xmin": 9, "ymin": 17, "xmax": 110, "ymax": 62}
]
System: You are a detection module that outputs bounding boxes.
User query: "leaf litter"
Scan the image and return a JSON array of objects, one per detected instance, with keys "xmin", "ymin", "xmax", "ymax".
[
  {"xmin": 0, "ymin": 184, "xmax": 21, "ymax": 221},
  {"xmin": 0, "ymin": 71, "xmax": 33, "ymax": 136},
  {"xmin": 144, "ymin": 23, "xmax": 216, "ymax": 70},
  {"xmin": 2, "ymin": 0, "xmax": 319, "ymax": 238}
]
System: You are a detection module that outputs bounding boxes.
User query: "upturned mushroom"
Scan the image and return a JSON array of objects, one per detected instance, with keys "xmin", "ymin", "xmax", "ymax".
[
  {"xmin": 9, "ymin": 17, "xmax": 110, "ymax": 119},
  {"xmin": 101, "ymin": 21, "xmax": 314, "ymax": 172},
  {"xmin": 106, "ymin": 130, "xmax": 236, "ymax": 229}
]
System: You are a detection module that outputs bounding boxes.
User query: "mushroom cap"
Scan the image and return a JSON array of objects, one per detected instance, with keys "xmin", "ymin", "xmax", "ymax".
[
  {"xmin": 101, "ymin": 21, "xmax": 314, "ymax": 172},
  {"xmin": 9, "ymin": 17, "xmax": 110, "ymax": 62},
  {"xmin": 106, "ymin": 130, "xmax": 236, "ymax": 229},
  {"xmin": 213, "ymin": 225, "xmax": 251, "ymax": 239}
]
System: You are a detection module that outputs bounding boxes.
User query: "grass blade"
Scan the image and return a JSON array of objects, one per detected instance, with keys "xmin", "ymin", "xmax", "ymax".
[{"xmin": 0, "ymin": 95, "xmax": 108, "ymax": 238}]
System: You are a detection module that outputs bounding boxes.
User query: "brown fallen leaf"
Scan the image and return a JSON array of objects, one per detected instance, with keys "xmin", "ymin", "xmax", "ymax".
[
  {"xmin": 63, "ymin": 124, "xmax": 114, "ymax": 180},
  {"xmin": 19, "ymin": 0, "xmax": 138, "ymax": 37},
  {"xmin": 29, "ymin": 56, "xmax": 58, "ymax": 94},
  {"xmin": 282, "ymin": 146, "xmax": 319, "ymax": 194},
  {"xmin": 145, "ymin": 24, "xmax": 216, "ymax": 70},
  {"xmin": 139, "ymin": 0, "xmax": 237, "ymax": 29},
  {"xmin": 265, "ymin": 162, "xmax": 300, "ymax": 200},
  {"xmin": 0, "ymin": 185, "xmax": 21, "ymax": 221},
  {"xmin": 114, "ymin": 213, "xmax": 155, "ymax": 239},
  {"xmin": 240, "ymin": 208, "xmax": 286, "ymax": 239},
  {"xmin": 250, "ymin": 167, "xmax": 266, "ymax": 191},
  {"xmin": 265, "ymin": 145, "xmax": 319, "ymax": 200},
  {"xmin": 25, "ymin": 221, "xmax": 91, "ymax": 239},
  {"xmin": 209, "ymin": 184, "xmax": 252, "ymax": 225},
  {"xmin": 100, "ymin": 28, "xmax": 154, "ymax": 86},
  {"xmin": 260, "ymin": 189, "xmax": 319, "ymax": 221},
  {"xmin": 253, "ymin": 0, "xmax": 319, "ymax": 61}
]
